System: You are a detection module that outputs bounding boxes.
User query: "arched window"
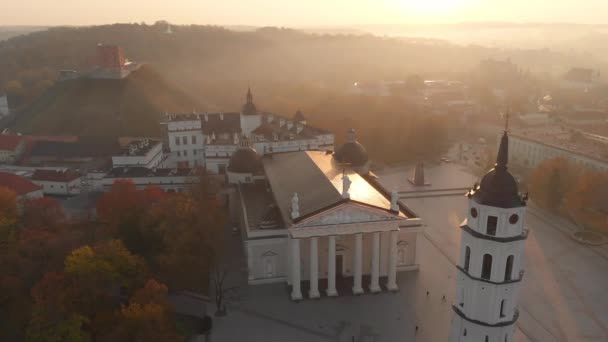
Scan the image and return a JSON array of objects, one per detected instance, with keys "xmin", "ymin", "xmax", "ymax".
[
  {"xmin": 500, "ymin": 299, "xmax": 506, "ymax": 317},
  {"xmin": 505, "ymin": 255, "xmax": 514, "ymax": 281},
  {"xmin": 464, "ymin": 246, "xmax": 471, "ymax": 271},
  {"xmin": 482, "ymin": 254, "xmax": 493, "ymax": 280},
  {"xmin": 463, "ymin": 329, "xmax": 467, "ymax": 336},
  {"xmin": 505, "ymin": 333, "xmax": 509, "ymax": 342},
  {"xmin": 485, "ymin": 336, "xmax": 489, "ymax": 342}
]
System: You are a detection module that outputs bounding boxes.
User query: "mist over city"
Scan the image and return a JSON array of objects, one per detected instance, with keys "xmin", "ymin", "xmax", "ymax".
[{"xmin": 0, "ymin": 1, "xmax": 606, "ymax": 342}]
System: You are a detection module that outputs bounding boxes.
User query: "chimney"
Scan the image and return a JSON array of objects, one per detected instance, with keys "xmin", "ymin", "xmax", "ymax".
[
  {"xmin": 291, "ymin": 193, "xmax": 300, "ymax": 219},
  {"xmin": 279, "ymin": 118, "xmax": 285, "ymax": 127},
  {"xmin": 287, "ymin": 121, "xmax": 294, "ymax": 130},
  {"xmin": 296, "ymin": 123, "xmax": 303, "ymax": 134},
  {"xmin": 390, "ymin": 190, "xmax": 399, "ymax": 212},
  {"xmin": 408, "ymin": 162, "xmax": 428, "ymax": 186},
  {"xmin": 211, "ymin": 132, "xmax": 216, "ymax": 142},
  {"xmin": 342, "ymin": 174, "xmax": 352, "ymax": 199},
  {"xmin": 233, "ymin": 132, "xmax": 239, "ymax": 145},
  {"xmin": 204, "ymin": 114, "xmax": 209, "ymax": 122},
  {"xmin": 220, "ymin": 113, "xmax": 224, "ymax": 121}
]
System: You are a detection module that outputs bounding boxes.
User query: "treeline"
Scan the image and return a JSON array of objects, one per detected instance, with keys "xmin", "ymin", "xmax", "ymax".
[
  {"xmin": 528, "ymin": 157, "xmax": 608, "ymax": 231},
  {"xmin": 0, "ymin": 175, "xmax": 224, "ymax": 341}
]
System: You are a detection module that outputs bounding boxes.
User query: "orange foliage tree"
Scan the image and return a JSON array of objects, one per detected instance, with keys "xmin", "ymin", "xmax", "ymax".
[
  {"xmin": 21, "ymin": 197, "xmax": 65, "ymax": 230},
  {"xmin": 564, "ymin": 171, "xmax": 608, "ymax": 232},
  {"xmin": 528, "ymin": 157, "xmax": 580, "ymax": 212}
]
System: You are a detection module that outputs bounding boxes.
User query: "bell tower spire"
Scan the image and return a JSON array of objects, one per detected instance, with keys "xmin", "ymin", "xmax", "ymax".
[{"xmin": 449, "ymin": 110, "xmax": 528, "ymax": 342}]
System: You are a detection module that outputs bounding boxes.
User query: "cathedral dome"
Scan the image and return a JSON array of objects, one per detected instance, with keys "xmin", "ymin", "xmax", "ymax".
[
  {"xmin": 472, "ymin": 131, "xmax": 525, "ymax": 208},
  {"xmin": 228, "ymin": 146, "xmax": 261, "ymax": 173},
  {"xmin": 334, "ymin": 129, "xmax": 368, "ymax": 167}
]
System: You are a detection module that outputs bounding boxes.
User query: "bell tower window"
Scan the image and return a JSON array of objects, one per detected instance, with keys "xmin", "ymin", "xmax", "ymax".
[
  {"xmin": 482, "ymin": 254, "xmax": 493, "ymax": 280},
  {"xmin": 505, "ymin": 255, "xmax": 514, "ymax": 281},
  {"xmin": 464, "ymin": 246, "xmax": 471, "ymax": 272},
  {"xmin": 487, "ymin": 216, "xmax": 498, "ymax": 236}
]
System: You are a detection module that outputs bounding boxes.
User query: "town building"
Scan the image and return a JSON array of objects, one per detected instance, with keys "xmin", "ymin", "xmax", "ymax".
[
  {"xmin": 229, "ymin": 130, "xmax": 422, "ymax": 299},
  {"xmin": 162, "ymin": 89, "xmax": 334, "ymax": 173},
  {"xmin": 560, "ymin": 67, "xmax": 601, "ymax": 91},
  {"xmin": 449, "ymin": 130, "xmax": 529, "ymax": 342},
  {"xmin": 0, "ymin": 135, "xmax": 26, "ymax": 164},
  {"xmin": 111, "ymin": 139, "xmax": 164, "ymax": 169},
  {"xmin": 0, "ymin": 171, "xmax": 43, "ymax": 199},
  {"xmin": 87, "ymin": 44, "xmax": 140, "ymax": 79},
  {"xmin": 31, "ymin": 169, "xmax": 81, "ymax": 196},
  {"xmin": 88, "ymin": 167, "xmax": 198, "ymax": 193},
  {"xmin": 508, "ymin": 126, "xmax": 608, "ymax": 172}
]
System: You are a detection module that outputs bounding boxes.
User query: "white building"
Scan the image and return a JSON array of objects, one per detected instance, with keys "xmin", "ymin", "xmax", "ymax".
[
  {"xmin": 111, "ymin": 139, "xmax": 164, "ymax": 169},
  {"xmin": 450, "ymin": 131, "xmax": 529, "ymax": 342},
  {"xmin": 508, "ymin": 127, "xmax": 608, "ymax": 172},
  {"xmin": 31, "ymin": 169, "xmax": 81, "ymax": 196},
  {"xmin": 229, "ymin": 133, "xmax": 422, "ymax": 299},
  {"xmin": 162, "ymin": 89, "xmax": 334, "ymax": 173}
]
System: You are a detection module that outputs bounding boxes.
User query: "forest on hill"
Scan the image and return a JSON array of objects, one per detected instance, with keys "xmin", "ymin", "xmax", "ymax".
[{"xmin": 11, "ymin": 65, "xmax": 202, "ymax": 137}]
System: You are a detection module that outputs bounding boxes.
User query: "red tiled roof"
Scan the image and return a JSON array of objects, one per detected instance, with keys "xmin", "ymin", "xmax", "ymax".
[
  {"xmin": 0, "ymin": 172, "xmax": 42, "ymax": 196},
  {"xmin": 31, "ymin": 169, "xmax": 80, "ymax": 182},
  {"xmin": 0, "ymin": 135, "xmax": 24, "ymax": 151}
]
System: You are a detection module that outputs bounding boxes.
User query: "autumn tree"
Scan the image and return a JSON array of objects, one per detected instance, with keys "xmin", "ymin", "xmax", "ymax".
[
  {"xmin": 159, "ymin": 173, "xmax": 227, "ymax": 313},
  {"xmin": 528, "ymin": 158, "xmax": 580, "ymax": 212},
  {"xmin": 29, "ymin": 240, "xmax": 148, "ymax": 339},
  {"xmin": 21, "ymin": 197, "xmax": 65, "ymax": 230},
  {"xmin": 564, "ymin": 171, "xmax": 608, "ymax": 232},
  {"xmin": 102, "ymin": 279, "xmax": 181, "ymax": 342}
]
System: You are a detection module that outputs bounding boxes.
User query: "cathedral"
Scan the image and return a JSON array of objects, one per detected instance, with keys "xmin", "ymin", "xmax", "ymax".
[{"xmin": 228, "ymin": 129, "xmax": 423, "ymax": 299}]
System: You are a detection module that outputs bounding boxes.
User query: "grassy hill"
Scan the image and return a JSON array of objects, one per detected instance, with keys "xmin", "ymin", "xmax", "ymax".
[{"xmin": 13, "ymin": 65, "xmax": 203, "ymax": 137}]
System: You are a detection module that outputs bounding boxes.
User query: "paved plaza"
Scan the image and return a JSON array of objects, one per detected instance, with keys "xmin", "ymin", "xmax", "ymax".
[{"xmin": 207, "ymin": 163, "xmax": 608, "ymax": 342}]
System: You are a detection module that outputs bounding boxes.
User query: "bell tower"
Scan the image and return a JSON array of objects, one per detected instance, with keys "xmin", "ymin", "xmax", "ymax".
[{"xmin": 449, "ymin": 126, "xmax": 528, "ymax": 342}]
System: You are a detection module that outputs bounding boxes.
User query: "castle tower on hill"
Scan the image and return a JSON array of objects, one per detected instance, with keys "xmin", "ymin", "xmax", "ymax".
[{"xmin": 449, "ymin": 127, "xmax": 529, "ymax": 342}]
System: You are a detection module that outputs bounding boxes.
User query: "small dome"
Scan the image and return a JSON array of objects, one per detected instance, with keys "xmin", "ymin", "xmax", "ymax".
[
  {"xmin": 228, "ymin": 146, "xmax": 261, "ymax": 173},
  {"xmin": 473, "ymin": 168, "xmax": 522, "ymax": 208},
  {"xmin": 334, "ymin": 128, "xmax": 368, "ymax": 167}
]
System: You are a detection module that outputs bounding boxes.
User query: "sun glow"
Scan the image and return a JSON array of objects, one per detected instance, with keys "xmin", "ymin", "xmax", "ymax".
[{"xmin": 410, "ymin": 0, "xmax": 461, "ymax": 11}]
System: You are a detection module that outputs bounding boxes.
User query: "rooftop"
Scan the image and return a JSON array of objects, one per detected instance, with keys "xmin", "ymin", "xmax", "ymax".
[
  {"xmin": 105, "ymin": 167, "xmax": 197, "ymax": 178},
  {"xmin": 31, "ymin": 169, "xmax": 80, "ymax": 182},
  {"xmin": 239, "ymin": 183, "xmax": 284, "ymax": 231},
  {"xmin": 511, "ymin": 126, "xmax": 608, "ymax": 162},
  {"xmin": 263, "ymin": 151, "xmax": 409, "ymax": 226},
  {"xmin": 0, "ymin": 172, "xmax": 41, "ymax": 195},
  {"xmin": 0, "ymin": 135, "xmax": 24, "ymax": 151},
  {"xmin": 116, "ymin": 139, "xmax": 161, "ymax": 157}
]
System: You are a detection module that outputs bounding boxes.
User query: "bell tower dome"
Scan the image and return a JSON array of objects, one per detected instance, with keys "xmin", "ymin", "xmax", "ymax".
[{"xmin": 449, "ymin": 126, "xmax": 528, "ymax": 342}]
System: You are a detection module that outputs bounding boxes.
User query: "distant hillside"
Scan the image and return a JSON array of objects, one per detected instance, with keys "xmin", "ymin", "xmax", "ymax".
[
  {"xmin": 1, "ymin": 22, "xmax": 602, "ymax": 91},
  {"xmin": 0, "ymin": 26, "xmax": 47, "ymax": 41},
  {"xmin": 12, "ymin": 65, "xmax": 203, "ymax": 137}
]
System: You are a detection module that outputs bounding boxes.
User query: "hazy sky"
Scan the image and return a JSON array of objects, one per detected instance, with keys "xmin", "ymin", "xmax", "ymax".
[{"xmin": 3, "ymin": 0, "xmax": 608, "ymax": 26}]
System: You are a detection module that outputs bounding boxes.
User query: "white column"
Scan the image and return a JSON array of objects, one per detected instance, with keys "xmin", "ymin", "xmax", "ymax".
[
  {"xmin": 387, "ymin": 230, "xmax": 399, "ymax": 291},
  {"xmin": 327, "ymin": 235, "xmax": 337, "ymax": 296},
  {"xmin": 370, "ymin": 232, "xmax": 381, "ymax": 293},
  {"xmin": 352, "ymin": 233, "xmax": 364, "ymax": 294},
  {"xmin": 309, "ymin": 237, "xmax": 320, "ymax": 299},
  {"xmin": 291, "ymin": 238, "xmax": 303, "ymax": 300}
]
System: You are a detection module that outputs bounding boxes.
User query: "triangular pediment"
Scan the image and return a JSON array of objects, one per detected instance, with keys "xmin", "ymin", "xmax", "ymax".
[{"xmin": 295, "ymin": 202, "xmax": 403, "ymax": 228}]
